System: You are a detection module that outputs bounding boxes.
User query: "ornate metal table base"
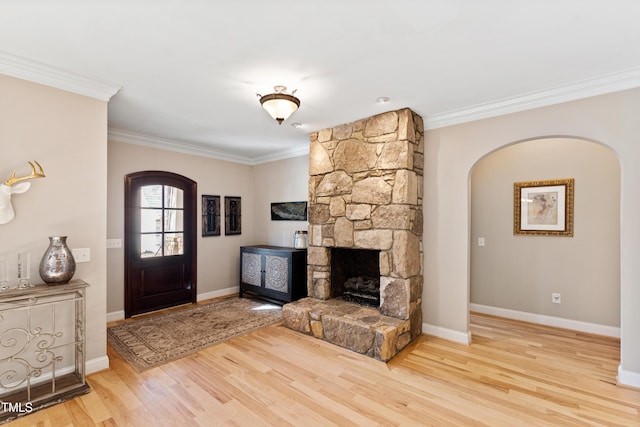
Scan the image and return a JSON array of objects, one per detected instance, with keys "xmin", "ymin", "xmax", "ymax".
[{"xmin": 0, "ymin": 280, "xmax": 89, "ymax": 423}]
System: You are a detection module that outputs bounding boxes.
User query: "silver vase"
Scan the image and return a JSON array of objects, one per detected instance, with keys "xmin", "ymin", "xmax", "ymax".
[{"xmin": 39, "ymin": 236, "xmax": 76, "ymax": 284}]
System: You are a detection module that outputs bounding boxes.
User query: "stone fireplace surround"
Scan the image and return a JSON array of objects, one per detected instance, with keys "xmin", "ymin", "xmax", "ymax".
[{"xmin": 283, "ymin": 108, "xmax": 424, "ymax": 362}]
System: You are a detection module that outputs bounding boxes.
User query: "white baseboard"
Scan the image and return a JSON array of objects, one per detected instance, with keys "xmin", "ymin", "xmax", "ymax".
[
  {"xmin": 197, "ymin": 286, "xmax": 238, "ymax": 302},
  {"xmin": 470, "ymin": 303, "xmax": 620, "ymax": 338},
  {"xmin": 423, "ymin": 323, "xmax": 472, "ymax": 345},
  {"xmin": 106, "ymin": 287, "xmax": 239, "ymax": 322},
  {"xmin": 618, "ymin": 365, "xmax": 640, "ymax": 389},
  {"xmin": 86, "ymin": 355, "xmax": 110, "ymax": 375},
  {"xmin": 106, "ymin": 310, "xmax": 125, "ymax": 323}
]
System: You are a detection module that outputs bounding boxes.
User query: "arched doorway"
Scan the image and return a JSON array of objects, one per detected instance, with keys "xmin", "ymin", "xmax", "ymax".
[
  {"xmin": 469, "ymin": 137, "xmax": 620, "ymax": 334},
  {"xmin": 124, "ymin": 171, "xmax": 197, "ymax": 317}
]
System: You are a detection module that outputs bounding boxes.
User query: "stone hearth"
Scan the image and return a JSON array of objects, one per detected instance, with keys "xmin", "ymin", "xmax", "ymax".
[
  {"xmin": 283, "ymin": 108, "xmax": 424, "ymax": 362},
  {"xmin": 283, "ymin": 298, "xmax": 414, "ymax": 361}
]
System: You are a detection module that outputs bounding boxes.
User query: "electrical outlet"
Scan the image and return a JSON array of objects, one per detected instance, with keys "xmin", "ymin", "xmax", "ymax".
[
  {"xmin": 71, "ymin": 248, "xmax": 91, "ymax": 263},
  {"xmin": 552, "ymin": 292, "xmax": 561, "ymax": 304}
]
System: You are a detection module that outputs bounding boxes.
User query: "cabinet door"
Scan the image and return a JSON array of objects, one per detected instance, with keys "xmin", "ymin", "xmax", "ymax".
[
  {"xmin": 241, "ymin": 252, "xmax": 262, "ymax": 286},
  {"xmin": 264, "ymin": 254, "xmax": 289, "ymax": 293}
]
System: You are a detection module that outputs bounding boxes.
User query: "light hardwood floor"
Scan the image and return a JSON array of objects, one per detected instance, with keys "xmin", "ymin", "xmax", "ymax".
[{"xmin": 7, "ymin": 311, "xmax": 640, "ymax": 426}]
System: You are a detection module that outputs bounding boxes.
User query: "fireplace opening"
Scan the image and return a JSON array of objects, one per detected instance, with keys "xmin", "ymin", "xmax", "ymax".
[
  {"xmin": 330, "ymin": 248, "xmax": 380, "ymax": 308},
  {"xmin": 343, "ymin": 276, "xmax": 380, "ymax": 307}
]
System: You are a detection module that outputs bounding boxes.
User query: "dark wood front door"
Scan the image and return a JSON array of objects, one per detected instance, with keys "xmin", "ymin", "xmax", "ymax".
[{"xmin": 124, "ymin": 171, "xmax": 197, "ymax": 317}]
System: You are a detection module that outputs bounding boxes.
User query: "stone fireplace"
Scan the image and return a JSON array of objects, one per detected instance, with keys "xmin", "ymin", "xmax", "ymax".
[{"xmin": 283, "ymin": 108, "xmax": 423, "ymax": 361}]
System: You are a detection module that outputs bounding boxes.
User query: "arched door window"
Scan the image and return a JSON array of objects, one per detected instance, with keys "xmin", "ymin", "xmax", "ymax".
[{"xmin": 139, "ymin": 184, "xmax": 185, "ymax": 257}]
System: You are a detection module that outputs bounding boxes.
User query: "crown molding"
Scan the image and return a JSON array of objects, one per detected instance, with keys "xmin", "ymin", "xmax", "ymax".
[
  {"xmin": 108, "ymin": 128, "xmax": 258, "ymax": 164},
  {"xmin": 424, "ymin": 67, "xmax": 640, "ymax": 130},
  {"xmin": 250, "ymin": 144, "xmax": 310, "ymax": 164},
  {"xmin": 0, "ymin": 51, "xmax": 121, "ymax": 101},
  {"xmin": 109, "ymin": 128, "xmax": 309, "ymax": 165}
]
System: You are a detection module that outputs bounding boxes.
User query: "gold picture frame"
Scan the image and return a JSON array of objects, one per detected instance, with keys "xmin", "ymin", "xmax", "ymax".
[{"xmin": 514, "ymin": 178, "xmax": 574, "ymax": 237}]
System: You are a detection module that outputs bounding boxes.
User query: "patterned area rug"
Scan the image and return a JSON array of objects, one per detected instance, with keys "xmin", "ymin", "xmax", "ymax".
[{"xmin": 107, "ymin": 297, "xmax": 282, "ymax": 371}]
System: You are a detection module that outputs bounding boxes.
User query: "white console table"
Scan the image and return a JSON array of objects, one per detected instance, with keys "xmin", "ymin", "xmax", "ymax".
[{"xmin": 0, "ymin": 280, "xmax": 90, "ymax": 423}]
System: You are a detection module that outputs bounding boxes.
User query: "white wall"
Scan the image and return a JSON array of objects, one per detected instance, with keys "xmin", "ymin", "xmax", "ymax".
[
  {"xmin": 0, "ymin": 74, "xmax": 109, "ymax": 372},
  {"xmin": 424, "ymin": 88, "xmax": 640, "ymax": 387},
  {"xmin": 470, "ymin": 138, "xmax": 620, "ymax": 328},
  {"xmin": 106, "ymin": 140, "xmax": 255, "ymax": 315}
]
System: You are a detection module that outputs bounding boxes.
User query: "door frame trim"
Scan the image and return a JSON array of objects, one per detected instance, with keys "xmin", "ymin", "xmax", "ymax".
[{"xmin": 124, "ymin": 170, "xmax": 197, "ymax": 317}]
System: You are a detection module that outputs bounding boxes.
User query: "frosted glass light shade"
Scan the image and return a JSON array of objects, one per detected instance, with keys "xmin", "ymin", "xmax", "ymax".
[{"xmin": 259, "ymin": 89, "xmax": 300, "ymax": 125}]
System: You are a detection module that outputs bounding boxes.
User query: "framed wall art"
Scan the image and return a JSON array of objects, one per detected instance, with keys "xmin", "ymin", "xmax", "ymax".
[
  {"xmin": 202, "ymin": 195, "xmax": 220, "ymax": 236},
  {"xmin": 270, "ymin": 201, "xmax": 307, "ymax": 221},
  {"xmin": 225, "ymin": 196, "xmax": 241, "ymax": 235},
  {"xmin": 514, "ymin": 178, "xmax": 574, "ymax": 237}
]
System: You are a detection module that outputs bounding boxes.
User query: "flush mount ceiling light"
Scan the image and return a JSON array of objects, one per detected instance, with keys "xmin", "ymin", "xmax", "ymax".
[{"xmin": 258, "ymin": 85, "xmax": 300, "ymax": 125}]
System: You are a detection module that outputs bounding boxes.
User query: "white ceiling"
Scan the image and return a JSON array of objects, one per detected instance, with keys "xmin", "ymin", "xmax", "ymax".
[{"xmin": 1, "ymin": 1, "xmax": 640, "ymax": 164}]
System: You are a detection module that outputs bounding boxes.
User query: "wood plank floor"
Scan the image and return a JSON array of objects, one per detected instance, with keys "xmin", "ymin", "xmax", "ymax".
[{"xmin": 6, "ymin": 311, "xmax": 640, "ymax": 426}]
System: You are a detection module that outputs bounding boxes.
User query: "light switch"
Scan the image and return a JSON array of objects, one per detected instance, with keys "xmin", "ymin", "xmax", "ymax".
[
  {"xmin": 107, "ymin": 238, "xmax": 122, "ymax": 249},
  {"xmin": 71, "ymin": 248, "xmax": 91, "ymax": 263},
  {"xmin": 478, "ymin": 237, "xmax": 486, "ymax": 247}
]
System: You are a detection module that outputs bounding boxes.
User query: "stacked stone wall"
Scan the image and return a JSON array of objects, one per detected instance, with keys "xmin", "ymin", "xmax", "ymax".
[
  {"xmin": 283, "ymin": 108, "xmax": 424, "ymax": 362},
  {"xmin": 307, "ymin": 108, "xmax": 424, "ymax": 320}
]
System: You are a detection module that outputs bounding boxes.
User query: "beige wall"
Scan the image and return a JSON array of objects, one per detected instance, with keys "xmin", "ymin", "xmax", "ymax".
[
  {"xmin": 252, "ymin": 155, "xmax": 309, "ymax": 247},
  {"xmin": 106, "ymin": 141, "xmax": 255, "ymax": 315},
  {"xmin": 0, "ymin": 74, "xmax": 108, "ymax": 370},
  {"xmin": 424, "ymin": 88, "xmax": 640, "ymax": 384},
  {"xmin": 470, "ymin": 138, "xmax": 620, "ymax": 326},
  {"xmin": 106, "ymin": 149, "xmax": 309, "ymax": 315},
  {"xmin": 8, "ymin": 69, "xmax": 638, "ymax": 386}
]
